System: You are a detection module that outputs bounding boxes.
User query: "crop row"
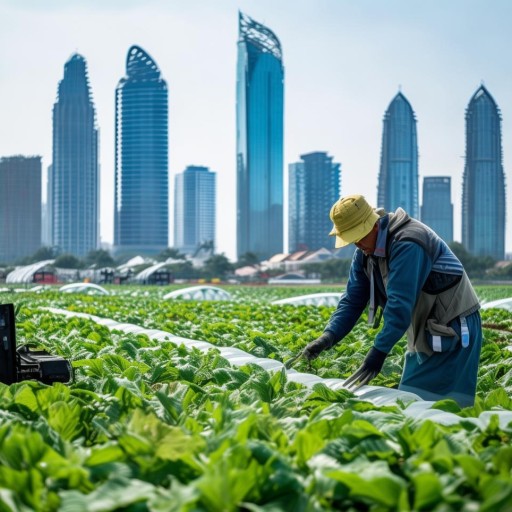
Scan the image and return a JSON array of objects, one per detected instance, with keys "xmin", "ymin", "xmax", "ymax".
[{"xmin": 0, "ymin": 287, "xmax": 510, "ymax": 510}]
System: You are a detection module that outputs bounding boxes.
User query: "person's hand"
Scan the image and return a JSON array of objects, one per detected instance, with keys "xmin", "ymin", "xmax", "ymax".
[
  {"xmin": 302, "ymin": 332, "xmax": 335, "ymax": 361},
  {"xmin": 344, "ymin": 346, "xmax": 387, "ymax": 390}
]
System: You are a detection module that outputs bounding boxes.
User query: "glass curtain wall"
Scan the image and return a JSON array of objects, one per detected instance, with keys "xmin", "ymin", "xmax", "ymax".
[
  {"xmin": 462, "ymin": 85, "xmax": 506, "ymax": 259},
  {"xmin": 236, "ymin": 12, "xmax": 284, "ymax": 261},
  {"xmin": 377, "ymin": 92, "xmax": 419, "ymax": 218}
]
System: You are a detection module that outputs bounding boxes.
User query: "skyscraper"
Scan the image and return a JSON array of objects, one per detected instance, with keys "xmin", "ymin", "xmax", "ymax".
[
  {"xmin": 289, "ymin": 152, "xmax": 341, "ymax": 253},
  {"xmin": 462, "ymin": 85, "xmax": 506, "ymax": 260},
  {"xmin": 114, "ymin": 45, "xmax": 169, "ymax": 257},
  {"xmin": 51, "ymin": 53, "xmax": 98, "ymax": 257},
  {"xmin": 0, "ymin": 156, "xmax": 42, "ymax": 263},
  {"xmin": 377, "ymin": 92, "xmax": 419, "ymax": 218},
  {"xmin": 174, "ymin": 166, "xmax": 216, "ymax": 256},
  {"xmin": 421, "ymin": 176, "xmax": 453, "ymax": 243},
  {"xmin": 236, "ymin": 12, "xmax": 284, "ymax": 261}
]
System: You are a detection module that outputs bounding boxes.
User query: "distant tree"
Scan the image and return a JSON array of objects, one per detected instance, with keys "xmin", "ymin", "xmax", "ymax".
[
  {"xmin": 54, "ymin": 253, "xmax": 83, "ymax": 269},
  {"xmin": 303, "ymin": 259, "xmax": 352, "ymax": 283},
  {"xmin": 202, "ymin": 254, "xmax": 233, "ymax": 279},
  {"xmin": 85, "ymin": 249, "xmax": 115, "ymax": 268},
  {"xmin": 156, "ymin": 248, "xmax": 187, "ymax": 262},
  {"xmin": 236, "ymin": 252, "xmax": 260, "ymax": 268},
  {"xmin": 18, "ymin": 246, "xmax": 59, "ymax": 265},
  {"xmin": 167, "ymin": 260, "xmax": 196, "ymax": 279}
]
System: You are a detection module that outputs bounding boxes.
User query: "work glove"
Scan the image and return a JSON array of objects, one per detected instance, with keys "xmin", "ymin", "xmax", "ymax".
[
  {"xmin": 302, "ymin": 331, "xmax": 335, "ymax": 361},
  {"xmin": 343, "ymin": 346, "xmax": 387, "ymax": 390}
]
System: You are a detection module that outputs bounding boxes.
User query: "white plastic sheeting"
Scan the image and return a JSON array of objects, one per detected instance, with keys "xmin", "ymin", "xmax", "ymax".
[
  {"xmin": 6, "ymin": 260, "xmax": 55, "ymax": 284},
  {"xmin": 43, "ymin": 306, "xmax": 497, "ymax": 426},
  {"xmin": 163, "ymin": 285, "xmax": 232, "ymax": 301},
  {"xmin": 59, "ymin": 283, "xmax": 110, "ymax": 295},
  {"xmin": 133, "ymin": 262, "xmax": 168, "ymax": 283},
  {"xmin": 481, "ymin": 297, "xmax": 512, "ymax": 312},
  {"xmin": 272, "ymin": 292, "xmax": 343, "ymax": 307}
]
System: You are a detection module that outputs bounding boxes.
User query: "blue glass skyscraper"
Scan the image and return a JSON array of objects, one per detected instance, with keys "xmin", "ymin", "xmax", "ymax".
[
  {"xmin": 462, "ymin": 85, "xmax": 506, "ymax": 260},
  {"xmin": 289, "ymin": 152, "xmax": 341, "ymax": 252},
  {"xmin": 114, "ymin": 46, "xmax": 168, "ymax": 256},
  {"xmin": 51, "ymin": 53, "xmax": 98, "ymax": 257},
  {"xmin": 377, "ymin": 92, "xmax": 419, "ymax": 218},
  {"xmin": 174, "ymin": 166, "xmax": 216, "ymax": 256},
  {"xmin": 421, "ymin": 176, "xmax": 453, "ymax": 243},
  {"xmin": 0, "ymin": 156, "xmax": 42, "ymax": 263},
  {"xmin": 236, "ymin": 12, "xmax": 284, "ymax": 261}
]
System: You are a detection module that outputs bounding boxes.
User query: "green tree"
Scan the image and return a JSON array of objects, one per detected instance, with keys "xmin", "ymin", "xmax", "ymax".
[
  {"xmin": 236, "ymin": 252, "xmax": 260, "ymax": 268},
  {"xmin": 202, "ymin": 254, "xmax": 233, "ymax": 279},
  {"xmin": 54, "ymin": 254, "xmax": 83, "ymax": 269},
  {"xmin": 303, "ymin": 258, "xmax": 352, "ymax": 283},
  {"xmin": 156, "ymin": 248, "xmax": 187, "ymax": 262},
  {"xmin": 85, "ymin": 249, "xmax": 115, "ymax": 268}
]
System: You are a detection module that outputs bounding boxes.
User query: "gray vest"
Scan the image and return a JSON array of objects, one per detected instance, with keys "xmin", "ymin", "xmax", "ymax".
[{"xmin": 369, "ymin": 210, "xmax": 480, "ymax": 356}]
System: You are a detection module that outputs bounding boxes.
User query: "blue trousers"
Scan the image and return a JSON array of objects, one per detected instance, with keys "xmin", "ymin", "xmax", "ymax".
[{"xmin": 398, "ymin": 311, "xmax": 482, "ymax": 407}]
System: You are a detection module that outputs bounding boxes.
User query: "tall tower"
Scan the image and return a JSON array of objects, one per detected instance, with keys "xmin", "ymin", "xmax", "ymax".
[
  {"xmin": 288, "ymin": 152, "xmax": 341, "ymax": 253},
  {"xmin": 421, "ymin": 176, "xmax": 453, "ymax": 243},
  {"xmin": 377, "ymin": 92, "xmax": 419, "ymax": 218},
  {"xmin": 114, "ymin": 45, "xmax": 169, "ymax": 257},
  {"xmin": 236, "ymin": 12, "xmax": 284, "ymax": 261},
  {"xmin": 174, "ymin": 166, "xmax": 216, "ymax": 256},
  {"xmin": 462, "ymin": 85, "xmax": 506, "ymax": 259},
  {"xmin": 0, "ymin": 156, "xmax": 42, "ymax": 263},
  {"xmin": 51, "ymin": 53, "xmax": 98, "ymax": 257}
]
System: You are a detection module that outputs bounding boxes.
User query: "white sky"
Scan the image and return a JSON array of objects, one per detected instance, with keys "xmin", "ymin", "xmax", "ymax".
[{"xmin": 1, "ymin": 0, "xmax": 511, "ymax": 261}]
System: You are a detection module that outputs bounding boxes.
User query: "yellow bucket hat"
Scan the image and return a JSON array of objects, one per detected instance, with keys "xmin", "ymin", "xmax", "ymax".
[{"xmin": 329, "ymin": 194, "xmax": 379, "ymax": 248}]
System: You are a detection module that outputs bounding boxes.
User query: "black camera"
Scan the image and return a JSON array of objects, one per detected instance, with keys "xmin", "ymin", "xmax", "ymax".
[{"xmin": 0, "ymin": 303, "xmax": 72, "ymax": 385}]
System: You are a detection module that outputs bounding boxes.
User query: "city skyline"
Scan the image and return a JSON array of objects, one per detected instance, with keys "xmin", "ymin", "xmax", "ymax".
[{"xmin": 1, "ymin": 0, "xmax": 512, "ymax": 260}]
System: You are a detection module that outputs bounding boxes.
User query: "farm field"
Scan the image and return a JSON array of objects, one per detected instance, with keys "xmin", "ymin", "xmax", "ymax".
[{"xmin": 0, "ymin": 284, "xmax": 511, "ymax": 511}]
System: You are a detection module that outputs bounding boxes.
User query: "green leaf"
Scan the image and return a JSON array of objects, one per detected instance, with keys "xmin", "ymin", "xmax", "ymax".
[
  {"xmin": 412, "ymin": 472, "xmax": 443, "ymax": 510},
  {"xmin": 59, "ymin": 477, "xmax": 156, "ymax": 512}
]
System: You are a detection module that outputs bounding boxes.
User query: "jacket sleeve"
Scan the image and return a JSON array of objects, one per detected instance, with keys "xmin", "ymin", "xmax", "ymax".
[
  {"xmin": 373, "ymin": 241, "xmax": 432, "ymax": 354},
  {"xmin": 324, "ymin": 249, "xmax": 371, "ymax": 342}
]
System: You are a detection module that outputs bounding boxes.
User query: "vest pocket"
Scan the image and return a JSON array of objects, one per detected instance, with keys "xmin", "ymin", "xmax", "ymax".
[{"xmin": 425, "ymin": 319, "xmax": 460, "ymax": 353}]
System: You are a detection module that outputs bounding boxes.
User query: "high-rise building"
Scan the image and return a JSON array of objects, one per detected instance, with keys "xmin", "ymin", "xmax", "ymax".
[
  {"xmin": 114, "ymin": 45, "xmax": 169, "ymax": 257},
  {"xmin": 462, "ymin": 85, "xmax": 506, "ymax": 260},
  {"xmin": 0, "ymin": 156, "xmax": 42, "ymax": 263},
  {"xmin": 421, "ymin": 177, "xmax": 453, "ymax": 243},
  {"xmin": 236, "ymin": 12, "xmax": 284, "ymax": 261},
  {"xmin": 174, "ymin": 166, "xmax": 216, "ymax": 256},
  {"xmin": 51, "ymin": 53, "xmax": 98, "ymax": 257},
  {"xmin": 289, "ymin": 152, "xmax": 341, "ymax": 252},
  {"xmin": 377, "ymin": 92, "xmax": 419, "ymax": 218}
]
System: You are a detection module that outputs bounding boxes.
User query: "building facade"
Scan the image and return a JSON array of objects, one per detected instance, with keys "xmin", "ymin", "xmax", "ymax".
[
  {"xmin": 377, "ymin": 92, "xmax": 419, "ymax": 218},
  {"xmin": 174, "ymin": 166, "xmax": 216, "ymax": 256},
  {"xmin": 289, "ymin": 152, "xmax": 341, "ymax": 252},
  {"xmin": 421, "ymin": 176, "xmax": 453, "ymax": 243},
  {"xmin": 51, "ymin": 53, "xmax": 98, "ymax": 257},
  {"xmin": 236, "ymin": 12, "xmax": 284, "ymax": 261},
  {"xmin": 462, "ymin": 85, "xmax": 506, "ymax": 260},
  {"xmin": 114, "ymin": 45, "xmax": 169, "ymax": 257},
  {"xmin": 0, "ymin": 156, "xmax": 42, "ymax": 263}
]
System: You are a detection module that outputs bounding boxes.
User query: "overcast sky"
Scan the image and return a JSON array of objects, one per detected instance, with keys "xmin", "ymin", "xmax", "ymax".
[{"xmin": 1, "ymin": 0, "xmax": 511, "ymax": 260}]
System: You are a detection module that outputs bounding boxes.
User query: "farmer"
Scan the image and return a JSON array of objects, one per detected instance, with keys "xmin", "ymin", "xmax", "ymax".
[{"xmin": 302, "ymin": 194, "xmax": 482, "ymax": 407}]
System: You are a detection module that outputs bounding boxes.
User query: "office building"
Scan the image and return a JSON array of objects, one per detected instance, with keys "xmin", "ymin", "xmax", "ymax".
[
  {"xmin": 0, "ymin": 156, "xmax": 42, "ymax": 263},
  {"xmin": 462, "ymin": 85, "xmax": 506, "ymax": 260},
  {"xmin": 289, "ymin": 152, "xmax": 341, "ymax": 252},
  {"xmin": 236, "ymin": 12, "xmax": 284, "ymax": 260},
  {"xmin": 174, "ymin": 166, "xmax": 216, "ymax": 255},
  {"xmin": 421, "ymin": 177, "xmax": 453, "ymax": 242},
  {"xmin": 114, "ymin": 45, "xmax": 169, "ymax": 256},
  {"xmin": 51, "ymin": 53, "xmax": 98, "ymax": 257},
  {"xmin": 377, "ymin": 92, "xmax": 419, "ymax": 218}
]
